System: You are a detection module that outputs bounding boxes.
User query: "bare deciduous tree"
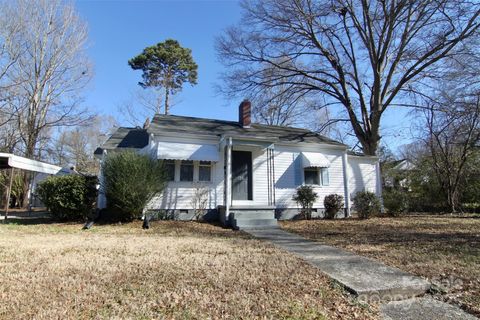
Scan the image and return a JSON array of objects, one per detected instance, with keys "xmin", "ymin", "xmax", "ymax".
[
  {"xmin": 422, "ymin": 90, "xmax": 480, "ymax": 212},
  {"xmin": 2, "ymin": 0, "xmax": 93, "ymax": 160},
  {"xmin": 0, "ymin": 0, "xmax": 93, "ymax": 207},
  {"xmin": 0, "ymin": 0, "xmax": 26, "ymax": 131},
  {"xmin": 117, "ymin": 88, "xmax": 181, "ymax": 127},
  {"xmin": 217, "ymin": 0, "xmax": 480, "ymax": 155},
  {"xmin": 46, "ymin": 115, "xmax": 117, "ymax": 174}
]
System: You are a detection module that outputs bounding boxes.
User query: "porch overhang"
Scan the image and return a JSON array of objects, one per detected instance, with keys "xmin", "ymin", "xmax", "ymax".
[{"xmin": 220, "ymin": 134, "xmax": 276, "ymax": 150}]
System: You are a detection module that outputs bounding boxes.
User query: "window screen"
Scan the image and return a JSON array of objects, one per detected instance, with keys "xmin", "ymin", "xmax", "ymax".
[
  {"xmin": 198, "ymin": 161, "xmax": 211, "ymax": 182},
  {"xmin": 164, "ymin": 160, "xmax": 175, "ymax": 181},
  {"xmin": 180, "ymin": 160, "xmax": 194, "ymax": 181},
  {"xmin": 304, "ymin": 167, "xmax": 320, "ymax": 185},
  {"xmin": 321, "ymin": 168, "xmax": 330, "ymax": 186}
]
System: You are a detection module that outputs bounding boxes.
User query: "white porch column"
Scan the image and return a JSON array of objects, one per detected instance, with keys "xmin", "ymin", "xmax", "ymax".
[
  {"xmin": 342, "ymin": 151, "xmax": 351, "ymax": 217},
  {"xmin": 225, "ymin": 137, "xmax": 232, "ymax": 223}
]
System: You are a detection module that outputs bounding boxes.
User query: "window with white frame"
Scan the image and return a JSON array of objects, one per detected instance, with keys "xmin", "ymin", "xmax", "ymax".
[
  {"xmin": 180, "ymin": 160, "xmax": 194, "ymax": 181},
  {"xmin": 303, "ymin": 167, "xmax": 329, "ymax": 186},
  {"xmin": 320, "ymin": 167, "xmax": 329, "ymax": 186},
  {"xmin": 164, "ymin": 160, "xmax": 213, "ymax": 182},
  {"xmin": 164, "ymin": 160, "xmax": 175, "ymax": 181},
  {"xmin": 198, "ymin": 161, "xmax": 212, "ymax": 182}
]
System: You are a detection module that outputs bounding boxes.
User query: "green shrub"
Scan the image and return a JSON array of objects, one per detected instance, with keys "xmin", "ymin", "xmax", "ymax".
[
  {"xmin": 383, "ymin": 189, "xmax": 409, "ymax": 216},
  {"xmin": 292, "ymin": 185, "xmax": 318, "ymax": 220},
  {"xmin": 352, "ymin": 191, "xmax": 381, "ymax": 219},
  {"xmin": 323, "ymin": 194, "xmax": 344, "ymax": 219},
  {"xmin": 102, "ymin": 151, "xmax": 167, "ymax": 222},
  {"xmin": 37, "ymin": 174, "xmax": 97, "ymax": 221}
]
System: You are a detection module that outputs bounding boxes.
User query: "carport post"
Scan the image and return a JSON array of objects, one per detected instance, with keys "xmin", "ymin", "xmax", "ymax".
[{"xmin": 4, "ymin": 167, "xmax": 14, "ymax": 221}]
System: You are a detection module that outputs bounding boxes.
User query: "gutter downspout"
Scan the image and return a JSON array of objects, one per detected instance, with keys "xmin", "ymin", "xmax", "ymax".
[
  {"xmin": 225, "ymin": 137, "xmax": 232, "ymax": 225},
  {"xmin": 342, "ymin": 151, "xmax": 351, "ymax": 217}
]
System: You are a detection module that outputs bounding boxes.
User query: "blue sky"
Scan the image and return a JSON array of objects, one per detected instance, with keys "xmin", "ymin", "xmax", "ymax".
[
  {"xmin": 76, "ymin": 0, "xmax": 411, "ymax": 153},
  {"xmin": 76, "ymin": 0, "xmax": 242, "ymax": 123}
]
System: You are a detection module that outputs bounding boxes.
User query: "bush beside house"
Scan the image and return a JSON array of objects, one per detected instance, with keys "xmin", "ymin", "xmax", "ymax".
[
  {"xmin": 323, "ymin": 194, "xmax": 344, "ymax": 219},
  {"xmin": 352, "ymin": 191, "xmax": 381, "ymax": 219},
  {"xmin": 37, "ymin": 175, "xmax": 97, "ymax": 221},
  {"xmin": 292, "ymin": 186, "xmax": 318, "ymax": 220},
  {"xmin": 102, "ymin": 151, "xmax": 167, "ymax": 222},
  {"xmin": 383, "ymin": 188, "xmax": 409, "ymax": 216}
]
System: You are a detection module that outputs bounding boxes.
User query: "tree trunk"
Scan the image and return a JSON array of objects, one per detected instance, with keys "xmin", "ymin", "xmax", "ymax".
[
  {"xmin": 360, "ymin": 138, "xmax": 380, "ymax": 156},
  {"xmin": 164, "ymin": 87, "xmax": 169, "ymax": 115},
  {"xmin": 21, "ymin": 137, "xmax": 36, "ymax": 208}
]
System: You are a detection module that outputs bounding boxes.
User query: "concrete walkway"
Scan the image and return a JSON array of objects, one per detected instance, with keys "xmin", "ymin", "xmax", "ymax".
[{"xmin": 246, "ymin": 228, "xmax": 477, "ymax": 320}]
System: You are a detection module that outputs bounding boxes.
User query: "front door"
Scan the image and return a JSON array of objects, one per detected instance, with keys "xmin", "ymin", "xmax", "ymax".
[{"xmin": 232, "ymin": 150, "xmax": 253, "ymax": 200}]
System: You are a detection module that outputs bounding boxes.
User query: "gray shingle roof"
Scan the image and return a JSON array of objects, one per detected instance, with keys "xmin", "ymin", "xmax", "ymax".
[
  {"xmin": 148, "ymin": 114, "xmax": 346, "ymax": 146},
  {"xmin": 94, "ymin": 127, "xmax": 149, "ymax": 155},
  {"xmin": 96, "ymin": 114, "xmax": 346, "ymax": 154}
]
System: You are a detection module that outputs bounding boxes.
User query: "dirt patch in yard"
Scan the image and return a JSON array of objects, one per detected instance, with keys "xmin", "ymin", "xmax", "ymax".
[
  {"xmin": 0, "ymin": 221, "xmax": 377, "ymax": 319},
  {"xmin": 280, "ymin": 215, "xmax": 480, "ymax": 317}
]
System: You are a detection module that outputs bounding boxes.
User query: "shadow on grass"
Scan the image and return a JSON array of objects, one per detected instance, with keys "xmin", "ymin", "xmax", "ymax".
[
  {"xmin": 281, "ymin": 216, "xmax": 480, "ymax": 256},
  {"xmin": 0, "ymin": 210, "xmax": 245, "ymax": 239},
  {"xmin": 2, "ymin": 217, "xmax": 59, "ymax": 225}
]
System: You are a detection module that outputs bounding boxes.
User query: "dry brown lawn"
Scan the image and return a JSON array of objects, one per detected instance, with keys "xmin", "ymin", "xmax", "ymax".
[
  {"xmin": 280, "ymin": 215, "xmax": 480, "ymax": 317},
  {"xmin": 0, "ymin": 221, "xmax": 377, "ymax": 319}
]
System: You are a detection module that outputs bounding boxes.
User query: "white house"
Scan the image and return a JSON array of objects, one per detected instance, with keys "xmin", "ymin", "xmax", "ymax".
[{"xmin": 95, "ymin": 101, "xmax": 381, "ymax": 229}]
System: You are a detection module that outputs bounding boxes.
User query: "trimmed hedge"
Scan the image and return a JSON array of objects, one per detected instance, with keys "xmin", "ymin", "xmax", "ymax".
[{"xmin": 37, "ymin": 174, "xmax": 97, "ymax": 221}]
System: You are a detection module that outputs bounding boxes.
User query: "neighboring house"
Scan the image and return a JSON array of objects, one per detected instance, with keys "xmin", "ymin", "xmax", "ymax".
[
  {"xmin": 382, "ymin": 159, "xmax": 415, "ymax": 189},
  {"xmin": 95, "ymin": 101, "xmax": 381, "ymax": 229}
]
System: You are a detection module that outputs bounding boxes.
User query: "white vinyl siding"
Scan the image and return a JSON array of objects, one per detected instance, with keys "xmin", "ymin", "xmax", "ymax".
[
  {"xmin": 146, "ymin": 135, "xmax": 379, "ymax": 212},
  {"xmin": 347, "ymin": 156, "xmax": 379, "ymax": 206},
  {"xmin": 274, "ymin": 146, "xmax": 344, "ymax": 208},
  {"xmin": 146, "ymin": 137, "xmax": 224, "ymax": 210}
]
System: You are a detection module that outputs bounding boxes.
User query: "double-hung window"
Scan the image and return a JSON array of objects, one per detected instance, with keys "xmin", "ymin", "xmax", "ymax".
[
  {"xmin": 198, "ymin": 161, "xmax": 212, "ymax": 182},
  {"xmin": 164, "ymin": 160, "xmax": 175, "ymax": 181},
  {"xmin": 303, "ymin": 167, "xmax": 329, "ymax": 186},
  {"xmin": 304, "ymin": 167, "xmax": 320, "ymax": 185},
  {"xmin": 164, "ymin": 160, "xmax": 213, "ymax": 182},
  {"xmin": 180, "ymin": 160, "xmax": 194, "ymax": 181}
]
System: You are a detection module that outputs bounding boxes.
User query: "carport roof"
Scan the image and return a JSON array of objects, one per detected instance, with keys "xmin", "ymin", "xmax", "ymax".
[{"xmin": 0, "ymin": 153, "xmax": 66, "ymax": 175}]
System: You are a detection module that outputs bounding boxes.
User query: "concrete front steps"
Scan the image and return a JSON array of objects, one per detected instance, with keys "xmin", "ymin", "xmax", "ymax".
[{"xmin": 229, "ymin": 206, "xmax": 278, "ymax": 230}]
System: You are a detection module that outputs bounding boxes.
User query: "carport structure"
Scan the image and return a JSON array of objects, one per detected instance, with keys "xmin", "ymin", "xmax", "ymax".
[{"xmin": 0, "ymin": 153, "xmax": 67, "ymax": 220}]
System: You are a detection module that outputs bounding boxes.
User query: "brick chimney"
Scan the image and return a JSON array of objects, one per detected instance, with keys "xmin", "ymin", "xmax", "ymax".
[{"xmin": 239, "ymin": 99, "xmax": 251, "ymax": 128}]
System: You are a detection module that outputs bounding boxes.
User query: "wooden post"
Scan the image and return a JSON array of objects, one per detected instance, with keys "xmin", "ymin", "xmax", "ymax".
[{"xmin": 4, "ymin": 167, "xmax": 14, "ymax": 221}]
